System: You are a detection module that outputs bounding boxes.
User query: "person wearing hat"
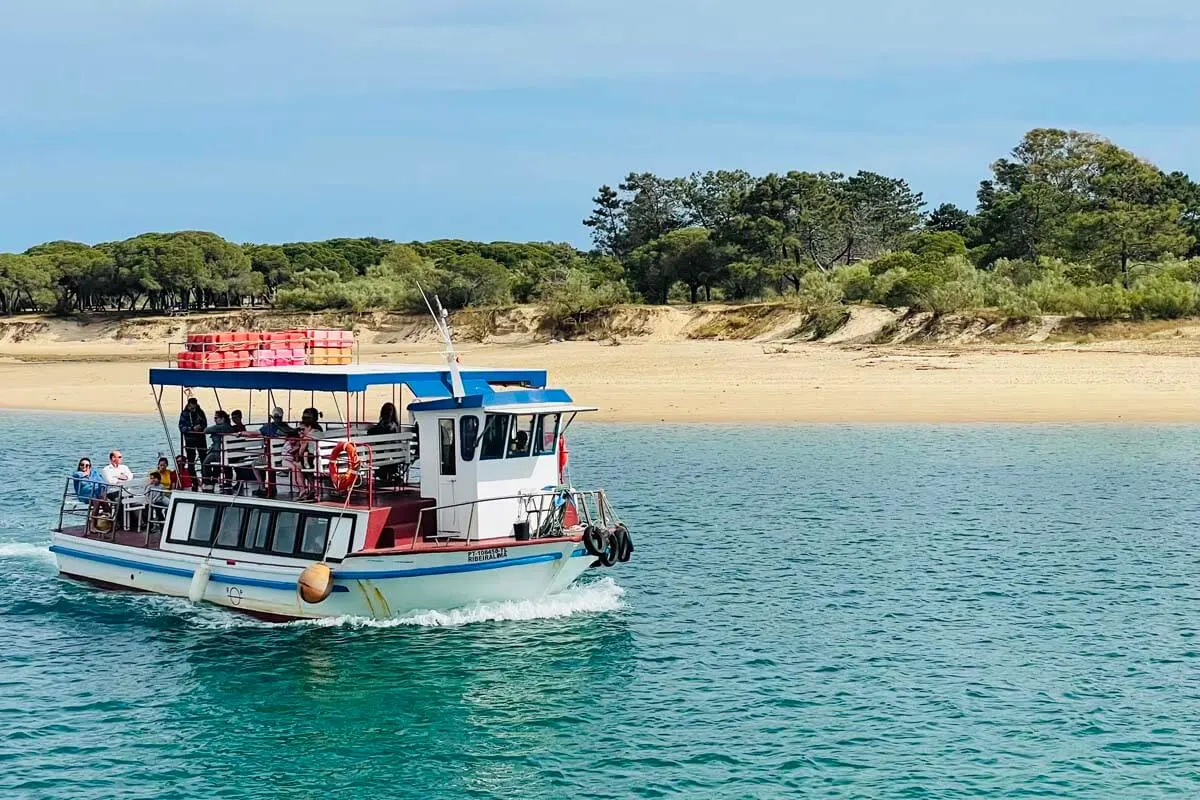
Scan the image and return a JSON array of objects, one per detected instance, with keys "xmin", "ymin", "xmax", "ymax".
[
  {"xmin": 178, "ymin": 397, "xmax": 208, "ymax": 478},
  {"xmin": 258, "ymin": 407, "xmax": 296, "ymax": 438}
]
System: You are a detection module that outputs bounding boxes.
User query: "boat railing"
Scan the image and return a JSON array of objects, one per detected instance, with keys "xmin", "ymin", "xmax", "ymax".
[
  {"xmin": 56, "ymin": 478, "xmax": 171, "ymax": 540},
  {"xmin": 176, "ymin": 430, "xmax": 418, "ymax": 506},
  {"xmin": 412, "ymin": 487, "xmax": 620, "ymax": 548}
]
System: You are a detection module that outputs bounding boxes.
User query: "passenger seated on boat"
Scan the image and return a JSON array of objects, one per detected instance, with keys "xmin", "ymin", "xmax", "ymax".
[
  {"xmin": 508, "ymin": 430, "xmax": 529, "ymax": 457},
  {"xmin": 154, "ymin": 457, "xmax": 178, "ymax": 492},
  {"xmin": 71, "ymin": 458, "xmax": 102, "ymax": 502},
  {"xmin": 202, "ymin": 411, "xmax": 236, "ymax": 489},
  {"xmin": 367, "ymin": 402, "xmax": 400, "ymax": 436},
  {"xmin": 230, "ymin": 409, "xmax": 247, "ymax": 433},
  {"xmin": 100, "ymin": 450, "xmax": 134, "ymax": 500},
  {"xmin": 259, "ymin": 406, "xmax": 296, "ymax": 438},
  {"xmin": 367, "ymin": 403, "xmax": 406, "ymax": 484}
]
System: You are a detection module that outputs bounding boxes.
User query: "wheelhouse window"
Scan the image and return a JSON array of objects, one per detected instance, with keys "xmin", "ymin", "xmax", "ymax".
[
  {"xmin": 534, "ymin": 413, "xmax": 560, "ymax": 456},
  {"xmin": 460, "ymin": 415, "xmax": 480, "ymax": 462},
  {"xmin": 189, "ymin": 504, "xmax": 217, "ymax": 544},
  {"xmin": 271, "ymin": 511, "xmax": 300, "ymax": 555},
  {"xmin": 439, "ymin": 418, "xmax": 456, "ymax": 476},
  {"xmin": 507, "ymin": 414, "xmax": 535, "ymax": 458},
  {"xmin": 480, "ymin": 414, "xmax": 508, "ymax": 460}
]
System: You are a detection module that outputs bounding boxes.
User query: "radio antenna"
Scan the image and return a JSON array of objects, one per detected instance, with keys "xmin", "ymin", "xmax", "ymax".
[{"xmin": 416, "ymin": 281, "xmax": 465, "ymax": 399}]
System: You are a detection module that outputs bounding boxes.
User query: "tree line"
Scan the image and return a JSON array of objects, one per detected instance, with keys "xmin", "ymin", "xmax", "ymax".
[{"xmin": 3, "ymin": 128, "xmax": 1199, "ymax": 323}]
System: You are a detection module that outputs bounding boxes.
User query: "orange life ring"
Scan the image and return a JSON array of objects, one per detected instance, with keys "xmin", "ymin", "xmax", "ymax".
[{"xmin": 329, "ymin": 441, "xmax": 360, "ymax": 493}]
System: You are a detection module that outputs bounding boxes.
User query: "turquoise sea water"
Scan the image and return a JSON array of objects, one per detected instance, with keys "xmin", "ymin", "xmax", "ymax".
[{"xmin": 3, "ymin": 412, "xmax": 1200, "ymax": 798}]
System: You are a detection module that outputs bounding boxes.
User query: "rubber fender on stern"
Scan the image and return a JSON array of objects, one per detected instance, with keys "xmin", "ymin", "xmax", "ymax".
[
  {"xmin": 598, "ymin": 530, "xmax": 619, "ymax": 568},
  {"xmin": 615, "ymin": 524, "xmax": 633, "ymax": 563},
  {"xmin": 583, "ymin": 524, "xmax": 605, "ymax": 558},
  {"xmin": 298, "ymin": 562, "xmax": 334, "ymax": 604}
]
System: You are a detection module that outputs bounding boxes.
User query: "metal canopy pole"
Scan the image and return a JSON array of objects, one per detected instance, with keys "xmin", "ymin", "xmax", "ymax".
[{"xmin": 151, "ymin": 384, "xmax": 174, "ymax": 458}]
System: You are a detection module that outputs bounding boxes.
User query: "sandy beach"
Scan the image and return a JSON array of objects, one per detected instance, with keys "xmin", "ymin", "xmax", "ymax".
[{"xmin": 5, "ymin": 334, "xmax": 1200, "ymax": 423}]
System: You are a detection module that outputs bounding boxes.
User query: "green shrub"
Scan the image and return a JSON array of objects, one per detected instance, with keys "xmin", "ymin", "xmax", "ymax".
[
  {"xmin": 832, "ymin": 263, "xmax": 873, "ymax": 302},
  {"xmin": 994, "ymin": 286, "xmax": 1040, "ymax": 321},
  {"xmin": 993, "ymin": 258, "xmax": 1043, "ymax": 287},
  {"xmin": 1128, "ymin": 257, "xmax": 1200, "ymax": 284},
  {"xmin": 797, "ymin": 270, "xmax": 844, "ymax": 311},
  {"xmin": 872, "ymin": 268, "xmax": 943, "ymax": 309},
  {"xmin": 922, "ymin": 279, "xmax": 986, "ymax": 314},
  {"xmin": 866, "ymin": 251, "xmax": 920, "ymax": 277},
  {"xmin": 537, "ymin": 269, "xmax": 632, "ymax": 332},
  {"xmin": 1073, "ymin": 284, "xmax": 1131, "ymax": 320},
  {"xmin": 903, "ymin": 230, "xmax": 968, "ymax": 260},
  {"xmin": 809, "ymin": 305, "xmax": 850, "ymax": 338},
  {"xmin": 1129, "ymin": 275, "xmax": 1199, "ymax": 320},
  {"xmin": 1025, "ymin": 275, "xmax": 1078, "ymax": 314}
]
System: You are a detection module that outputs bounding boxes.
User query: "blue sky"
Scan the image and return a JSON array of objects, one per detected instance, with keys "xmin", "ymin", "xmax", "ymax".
[{"xmin": 1, "ymin": 0, "xmax": 1198, "ymax": 252}]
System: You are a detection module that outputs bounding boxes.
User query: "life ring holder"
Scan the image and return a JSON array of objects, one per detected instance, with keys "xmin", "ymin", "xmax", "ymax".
[{"xmin": 329, "ymin": 441, "xmax": 360, "ymax": 493}]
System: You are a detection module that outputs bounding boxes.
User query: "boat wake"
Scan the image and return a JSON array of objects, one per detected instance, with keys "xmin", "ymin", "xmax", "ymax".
[
  {"xmin": 133, "ymin": 578, "xmax": 626, "ymax": 631},
  {"xmin": 0, "ymin": 541, "xmax": 55, "ymax": 565},
  {"xmin": 295, "ymin": 577, "xmax": 627, "ymax": 630}
]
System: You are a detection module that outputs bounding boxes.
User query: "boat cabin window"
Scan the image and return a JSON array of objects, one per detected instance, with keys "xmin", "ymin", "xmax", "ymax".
[
  {"xmin": 167, "ymin": 500, "xmax": 349, "ymax": 561},
  {"xmin": 246, "ymin": 508, "xmax": 271, "ymax": 550},
  {"xmin": 215, "ymin": 506, "xmax": 245, "ymax": 548},
  {"xmin": 534, "ymin": 413, "xmax": 560, "ymax": 456},
  {"xmin": 507, "ymin": 414, "xmax": 535, "ymax": 458},
  {"xmin": 189, "ymin": 504, "xmax": 218, "ymax": 544},
  {"xmin": 480, "ymin": 414, "xmax": 508, "ymax": 460},
  {"xmin": 271, "ymin": 511, "xmax": 300, "ymax": 555},
  {"xmin": 300, "ymin": 517, "xmax": 330, "ymax": 557},
  {"xmin": 439, "ymin": 418, "xmax": 456, "ymax": 476},
  {"xmin": 460, "ymin": 415, "xmax": 480, "ymax": 462}
]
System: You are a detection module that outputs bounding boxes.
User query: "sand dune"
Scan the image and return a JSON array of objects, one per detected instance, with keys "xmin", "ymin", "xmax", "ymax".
[{"xmin": 5, "ymin": 308, "xmax": 1200, "ymax": 422}]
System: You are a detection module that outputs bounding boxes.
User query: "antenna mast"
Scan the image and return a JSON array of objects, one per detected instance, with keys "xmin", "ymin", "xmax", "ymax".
[{"xmin": 418, "ymin": 283, "xmax": 465, "ymax": 399}]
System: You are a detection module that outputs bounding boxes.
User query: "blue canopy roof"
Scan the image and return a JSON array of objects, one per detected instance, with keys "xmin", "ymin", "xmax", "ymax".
[
  {"xmin": 148, "ymin": 364, "xmax": 547, "ymax": 397},
  {"xmin": 408, "ymin": 388, "xmax": 591, "ymax": 412}
]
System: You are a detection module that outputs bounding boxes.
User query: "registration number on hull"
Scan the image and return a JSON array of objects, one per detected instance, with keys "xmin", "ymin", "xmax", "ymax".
[{"xmin": 467, "ymin": 547, "xmax": 509, "ymax": 563}]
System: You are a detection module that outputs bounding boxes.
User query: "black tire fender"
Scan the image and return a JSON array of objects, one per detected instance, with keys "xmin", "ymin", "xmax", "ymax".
[
  {"xmin": 615, "ymin": 524, "xmax": 633, "ymax": 563},
  {"xmin": 598, "ymin": 530, "xmax": 619, "ymax": 567},
  {"xmin": 583, "ymin": 524, "xmax": 605, "ymax": 557}
]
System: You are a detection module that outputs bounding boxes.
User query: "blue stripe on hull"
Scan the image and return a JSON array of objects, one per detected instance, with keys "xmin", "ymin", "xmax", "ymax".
[
  {"xmin": 334, "ymin": 551, "xmax": 563, "ymax": 580},
  {"xmin": 50, "ymin": 543, "xmax": 574, "ymax": 588},
  {"xmin": 49, "ymin": 544, "xmax": 194, "ymax": 578}
]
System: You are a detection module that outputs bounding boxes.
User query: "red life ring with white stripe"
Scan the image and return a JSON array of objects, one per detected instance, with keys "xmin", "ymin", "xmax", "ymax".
[{"xmin": 329, "ymin": 441, "xmax": 359, "ymax": 493}]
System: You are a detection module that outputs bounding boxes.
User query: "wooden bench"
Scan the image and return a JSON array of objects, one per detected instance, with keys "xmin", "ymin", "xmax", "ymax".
[{"xmin": 310, "ymin": 432, "xmax": 415, "ymax": 490}]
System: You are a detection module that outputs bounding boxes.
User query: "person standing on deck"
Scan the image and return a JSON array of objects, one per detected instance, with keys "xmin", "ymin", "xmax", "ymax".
[
  {"xmin": 201, "ymin": 410, "xmax": 235, "ymax": 490},
  {"xmin": 178, "ymin": 398, "xmax": 208, "ymax": 477}
]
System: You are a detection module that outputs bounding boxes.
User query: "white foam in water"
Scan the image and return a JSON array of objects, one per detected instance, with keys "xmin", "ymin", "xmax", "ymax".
[
  {"xmin": 0, "ymin": 541, "xmax": 55, "ymax": 564},
  {"xmin": 292, "ymin": 577, "xmax": 626, "ymax": 630}
]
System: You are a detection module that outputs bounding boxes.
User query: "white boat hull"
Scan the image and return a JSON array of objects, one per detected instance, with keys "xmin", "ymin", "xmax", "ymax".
[{"xmin": 50, "ymin": 533, "xmax": 594, "ymax": 621}]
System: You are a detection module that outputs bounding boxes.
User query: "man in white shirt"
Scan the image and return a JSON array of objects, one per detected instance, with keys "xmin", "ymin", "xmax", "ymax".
[{"xmin": 100, "ymin": 450, "xmax": 134, "ymax": 499}]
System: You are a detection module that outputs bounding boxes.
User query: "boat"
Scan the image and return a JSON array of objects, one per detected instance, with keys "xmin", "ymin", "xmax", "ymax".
[{"xmin": 49, "ymin": 311, "xmax": 633, "ymax": 622}]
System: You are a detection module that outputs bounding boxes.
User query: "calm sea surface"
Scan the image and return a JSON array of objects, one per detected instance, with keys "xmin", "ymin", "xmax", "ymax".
[{"xmin": 3, "ymin": 411, "xmax": 1200, "ymax": 798}]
